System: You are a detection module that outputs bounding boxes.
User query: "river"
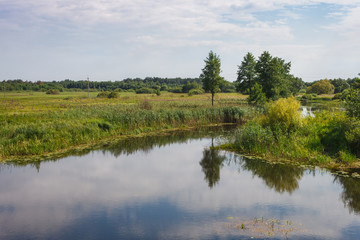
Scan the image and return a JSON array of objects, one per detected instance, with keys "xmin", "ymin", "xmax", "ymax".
[{"xmin": 0, "ymin": 126, "xmax": 360, "ymax": 239}]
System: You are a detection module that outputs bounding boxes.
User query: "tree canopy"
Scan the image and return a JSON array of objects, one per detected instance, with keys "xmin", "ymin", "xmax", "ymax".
[
  {"xmin": 236, "ymin": 51, "xmax": 303, "ymax": 101},
  {"xmin": 200, "ymin": 51, "xmax": 224, "ymax": 106}
]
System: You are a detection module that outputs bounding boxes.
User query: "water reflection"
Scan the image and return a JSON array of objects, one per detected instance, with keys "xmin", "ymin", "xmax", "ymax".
[
  {"xmin": 199, "ymin": 139, "xmax": 227, "ymax": 188},
  {"xmin": 237, "ymin": 156, "xmax": 304, "ymax": 194},
  {"xmin": 1, "ymin": 127, "xmax": 360, "ymax": 239},
  {"xmin": 3, "ymin": 125, "xmax": 233, "ymax": 171},
  {"xmin": 335, "ymin": 176, "xmax": 360, "ymax": 215}
]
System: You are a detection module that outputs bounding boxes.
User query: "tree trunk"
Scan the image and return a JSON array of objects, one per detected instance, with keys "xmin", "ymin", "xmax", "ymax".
[{"xmin": 211, "ymin": 93, "xmax": 214, "ymax": 106}]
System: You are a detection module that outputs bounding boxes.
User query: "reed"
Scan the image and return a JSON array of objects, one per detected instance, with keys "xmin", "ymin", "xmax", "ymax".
[{"xmin": 0, "ymin": 94, "xmax": 249, "ymax": 160}]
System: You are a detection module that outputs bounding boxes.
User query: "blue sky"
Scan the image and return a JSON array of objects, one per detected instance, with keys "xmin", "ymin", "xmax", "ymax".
[{"xmin": 0, "ymin": 0, "xmax": 359, "ymax": 82}]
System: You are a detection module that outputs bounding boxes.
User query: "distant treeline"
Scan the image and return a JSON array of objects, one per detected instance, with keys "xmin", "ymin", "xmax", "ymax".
[
  {"xmin": 1, "ymin": 77, "xmax": 236, "ymax": 94},
  {"xmin": 305, "ymin": 77, "xmax": 360, "ymax": 93}
]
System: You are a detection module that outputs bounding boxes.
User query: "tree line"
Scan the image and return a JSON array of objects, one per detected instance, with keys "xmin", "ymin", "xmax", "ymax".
[{"xmin": 1, "ymin": 77, "xmax": 237, "ymax": 94}]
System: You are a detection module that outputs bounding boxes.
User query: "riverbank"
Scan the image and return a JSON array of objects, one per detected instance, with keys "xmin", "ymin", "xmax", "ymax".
[
  {"xmin": 220, "ymin": 97, "xmax": 360, "ymax": 173},
  {"xmin": 0, "ymin": 92, "xmax": 250, "ymax": 162}
]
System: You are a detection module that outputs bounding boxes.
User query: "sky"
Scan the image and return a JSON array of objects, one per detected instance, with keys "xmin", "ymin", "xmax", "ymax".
[{"xmin": 0, "ymin": 0, "xmax": 359, "ymax": 82}]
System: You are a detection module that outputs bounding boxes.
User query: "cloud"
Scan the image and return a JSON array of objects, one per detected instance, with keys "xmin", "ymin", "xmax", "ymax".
[{"xmin": 0, "ymin": 0, "xmax": 359, "ymax": 81}]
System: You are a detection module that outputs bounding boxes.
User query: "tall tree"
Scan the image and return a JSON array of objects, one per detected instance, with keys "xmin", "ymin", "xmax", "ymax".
[
  {"xmin": 236, "ymin": 52, "xmax": 257, "ymax": 93},
  {"xmin": 200, "ymin": 51, "xmax": 223, "ymax": 106},
  {"xmin": 255, "ymin": 51, "xmax": 292, "ymax": 100}
]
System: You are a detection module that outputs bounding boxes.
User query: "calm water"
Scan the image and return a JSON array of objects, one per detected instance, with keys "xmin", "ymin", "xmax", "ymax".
[{"xmin": 1, "ymin": 127, "xmax": 360, "ymax": 240}]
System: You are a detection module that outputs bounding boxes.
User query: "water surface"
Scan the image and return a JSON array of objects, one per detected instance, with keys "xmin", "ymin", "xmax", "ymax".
[{"xmin": 1, "ymin": 127, "xmax": 360, "ymax": 239}]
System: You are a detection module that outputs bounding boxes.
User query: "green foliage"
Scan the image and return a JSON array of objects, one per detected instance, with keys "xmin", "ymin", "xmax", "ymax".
[
  {"xmin": 182, "ymin": 81, "xmax": 201, "ymax": 93},
  {"xmin": 200, "ymin": 51, "xmax": 223, "ymax": 106},
  {"xmin": 46, "ymin": 89, "xmax": 59, "ymax": 95},
  {"xmin": 136, "ymin": 87, "xmax": 155, "ymax": 94},
  {"xmin": 345, "ymin": 89, "xmax": 360, "ymax": 119},
  {"xmin": 234, "ymin": 121, "xmax": 274, "ymax": 152},
  {"xmin": 256, "ymin": 51, "xmax": 296, "ymax": 100},
  {"xmin": 188, "ymin": 88, "xmax": 204, "ymax": 96},
  {"xmin": 236, "ymin": 52, "xmax": 257, "ymax": 93},
  {"xmin": 330, "ymin": 79, "xmax": 350, "ymax": 93},
  {"xmin": 0, "ymin": 104, "xmax": 247, "ymax": 158},
  {"xmin": 156, "ymin": 87, "xmax": 161, "ymax": 96},
  {"xmin": 306, "ymin": 79, "xmax": 335, "ymax": 95},
  {"xmin": 97, "ymin": 91, "xmax": 111, "ymax": 98},
  {"xmin": 317, "ymin": 112, "xmax": 350, "ymax": 155},
  {"xmin": 107, "ymin": 91, "xmax": 119, "ymax": 98},
  {"xmin": 236, "ymin": 51, "xmax": 303, "ymax": 100},
  {"xmin": 262, "ymin": 97, "xmax": 302, "ymax": 133},
  {"xmin": 247, "ymin": 82, "xmax": 266, "ymax": 106}
]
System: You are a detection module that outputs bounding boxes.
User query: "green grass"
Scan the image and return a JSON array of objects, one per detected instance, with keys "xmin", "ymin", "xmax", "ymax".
[
  {"xmin": 224, "ymin": 111, "xmax": 360, "ymax": 171},
  {"xmin": 0, "ymin": 91, "xmax": 250, "ymax": 161}
]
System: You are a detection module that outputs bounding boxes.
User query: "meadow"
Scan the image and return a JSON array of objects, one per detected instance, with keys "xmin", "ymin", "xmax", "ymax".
[{"xmin": 0, "ymin": 91, "xmax": 250, "ymax": 161}]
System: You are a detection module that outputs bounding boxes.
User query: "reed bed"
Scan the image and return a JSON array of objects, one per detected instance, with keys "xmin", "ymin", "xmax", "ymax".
[{"xmin": 0, "ymin": 95, "xmax": 249, "ymax": 159}]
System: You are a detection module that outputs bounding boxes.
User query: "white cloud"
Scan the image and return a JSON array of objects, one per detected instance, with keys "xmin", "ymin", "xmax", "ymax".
[{"xmin": 0, "ymin": 0, "xmax": 359, "ymax": 81}]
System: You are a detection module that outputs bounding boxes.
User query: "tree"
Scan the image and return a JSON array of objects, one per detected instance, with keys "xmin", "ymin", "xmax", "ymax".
[
  {"xmin": 236, "ymin": 52, "xmax": 257, "ymax": 93},
  {"xmin": 248, "ymin": 82, "xmax": 266, "ymax": 106},
  {"xmin": 200, "ymin": 51, "xmax": 223, "ymax": 106},
  {"xmin": 306, "ymin": 79, "xmax": 335, "ymax": 95},
  {"xmin": 330, "ymin": 79, "xmax": 350, "ymax": 93},
  {"xmin": 255, "ymin": 51, "xmax": 293, "ymax": 100},
  {"xmin": 345, "ymin": 89, "xmax": 360, "ymax": 119}
]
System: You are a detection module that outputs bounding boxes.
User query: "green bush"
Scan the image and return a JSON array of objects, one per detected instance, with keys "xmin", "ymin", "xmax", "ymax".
[
  {"xmin": 97, "ymin": 91, "xmax": 111, "ymax": 98},
  {"xmin": 345, "ymin": 89, "xmax": 360, "ymax": 119},
  {"xmin": 188, "ymin": 88, "xmax": 204, "ymax": 96},
  {"xmin": 262, "ymin": 96, "xmax": 302, "ymax": 133},
  {"xmin": 234, "ymin": 121, "xmax": 274, "ymax": 152},
  {"xmin": 46, "ymin": 89, "xmax": 59, "ymax": 95},
  {"xmin": 108, "ymin": 91, "xmax": 119, "ymax": 98}
]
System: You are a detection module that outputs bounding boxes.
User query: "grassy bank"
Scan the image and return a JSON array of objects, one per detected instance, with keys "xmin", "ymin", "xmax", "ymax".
[
  {"xmin": 0, "ymin": 92, "xmax": 250, "ymax": 161},
  {"xmin": 222, "ymin": 97, "xmax": 360, "ymax": 171}
]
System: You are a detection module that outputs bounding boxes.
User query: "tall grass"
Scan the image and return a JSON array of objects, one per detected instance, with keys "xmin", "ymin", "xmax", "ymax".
[
  {"xmin": 0, "ymin": 103, "xmax": 248, "ymax": 159},
  {"xmin": 228, "ymin": 97, "xmax": 360, "ymax": 169}
]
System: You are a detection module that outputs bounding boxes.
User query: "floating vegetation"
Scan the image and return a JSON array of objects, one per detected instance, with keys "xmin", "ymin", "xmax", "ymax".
[{"xmin": 224, "ymin": 217, "xmax": 302, "ymax": 239}]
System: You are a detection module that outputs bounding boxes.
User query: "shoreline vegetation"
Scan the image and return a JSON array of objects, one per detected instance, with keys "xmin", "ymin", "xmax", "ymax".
[
  {"xmin": 0, "ymin": 92, "xmax": 250, "ymax": 163},
  {"xmin": 220, "ymin": 96, "xmax": 360, "ymax": 173}
]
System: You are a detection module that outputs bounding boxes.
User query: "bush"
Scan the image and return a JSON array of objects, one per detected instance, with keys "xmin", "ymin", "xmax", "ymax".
[
  {"xmin": 247, "ymin": 83, "xmax": 266, "ymax": 106},
  {"xmin": 188, "ymin": 88, "xmax": 204, "ymax": 96},
  {"xmin": 345, "ymin": 89, "xmax": 360, "ymax": 119},
  {"xmin": 234, "ymin": 121, "xmax": 274, "ymax": 152},
  {"xmin": 262, "ymin": 96, "xmax": 302, "ymax": 133},
  {"xmin": 108, "ymin": 91, "xmax": 119, "ymax": 98},
  {"xmin": 46, "ymin": 89, "xmax": 59, "ymax": 95},
  {"xmin": 345, "ymin": 120, "xmax": 360, "ymax": 157},
  {"xmin": 97, "ymin": 91, "xmax": 111, "ymax": 98}
]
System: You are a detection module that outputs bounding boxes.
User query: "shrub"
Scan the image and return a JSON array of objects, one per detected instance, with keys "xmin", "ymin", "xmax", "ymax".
[
  {"xmin": 317, "ymin": 112, "xmax": 350, "ymax": 156},
  {"xmin": 234, "ymin": 121, "xmax": 274, "ymax": 152},
  {"xmin": 345, "ymin": 89, "xmax": 360, "ymax": 119},
  {"xmin": 247, "ymin": 82, "xmax": 266, "ymax": 106},
  {"xmin": 188, "ymin": 88, "xmax": 204, "ymax": 96},
  {"xmin": 97, "ymin": 91, "xmax": 111, "ymax": 98},
  {"xmin": 345, "ymin": 120, "xmax": 360, "ymax": 157},
  {"xmin": 46, "ymin": 89, "xmax": 59, "ymax": 95},
  {"xmin": 108, "ymin": 91, "xmax": 119, "ymax": 98},
  {"xmin": 262, "ymin": 96, "xmax": 302, "ymax": 133}
]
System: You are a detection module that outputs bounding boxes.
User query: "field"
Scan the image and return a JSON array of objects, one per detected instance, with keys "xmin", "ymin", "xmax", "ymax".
[{"xmin": 0, "ymin": 91, "xmax": 250, "ymax": 162}]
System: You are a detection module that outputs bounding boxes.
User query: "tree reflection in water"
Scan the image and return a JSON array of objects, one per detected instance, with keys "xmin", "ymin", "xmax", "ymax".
[
  {"xmin": 199, "ymin": 138, "xmax": 227, "ymax": 188},
  {"xmin": 335, "ymin": 176, "xmax": 360, "ymax": 214},
  {"xmin": 238, "ymin": 156, "xmax": 304, "ymax": 194}
]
